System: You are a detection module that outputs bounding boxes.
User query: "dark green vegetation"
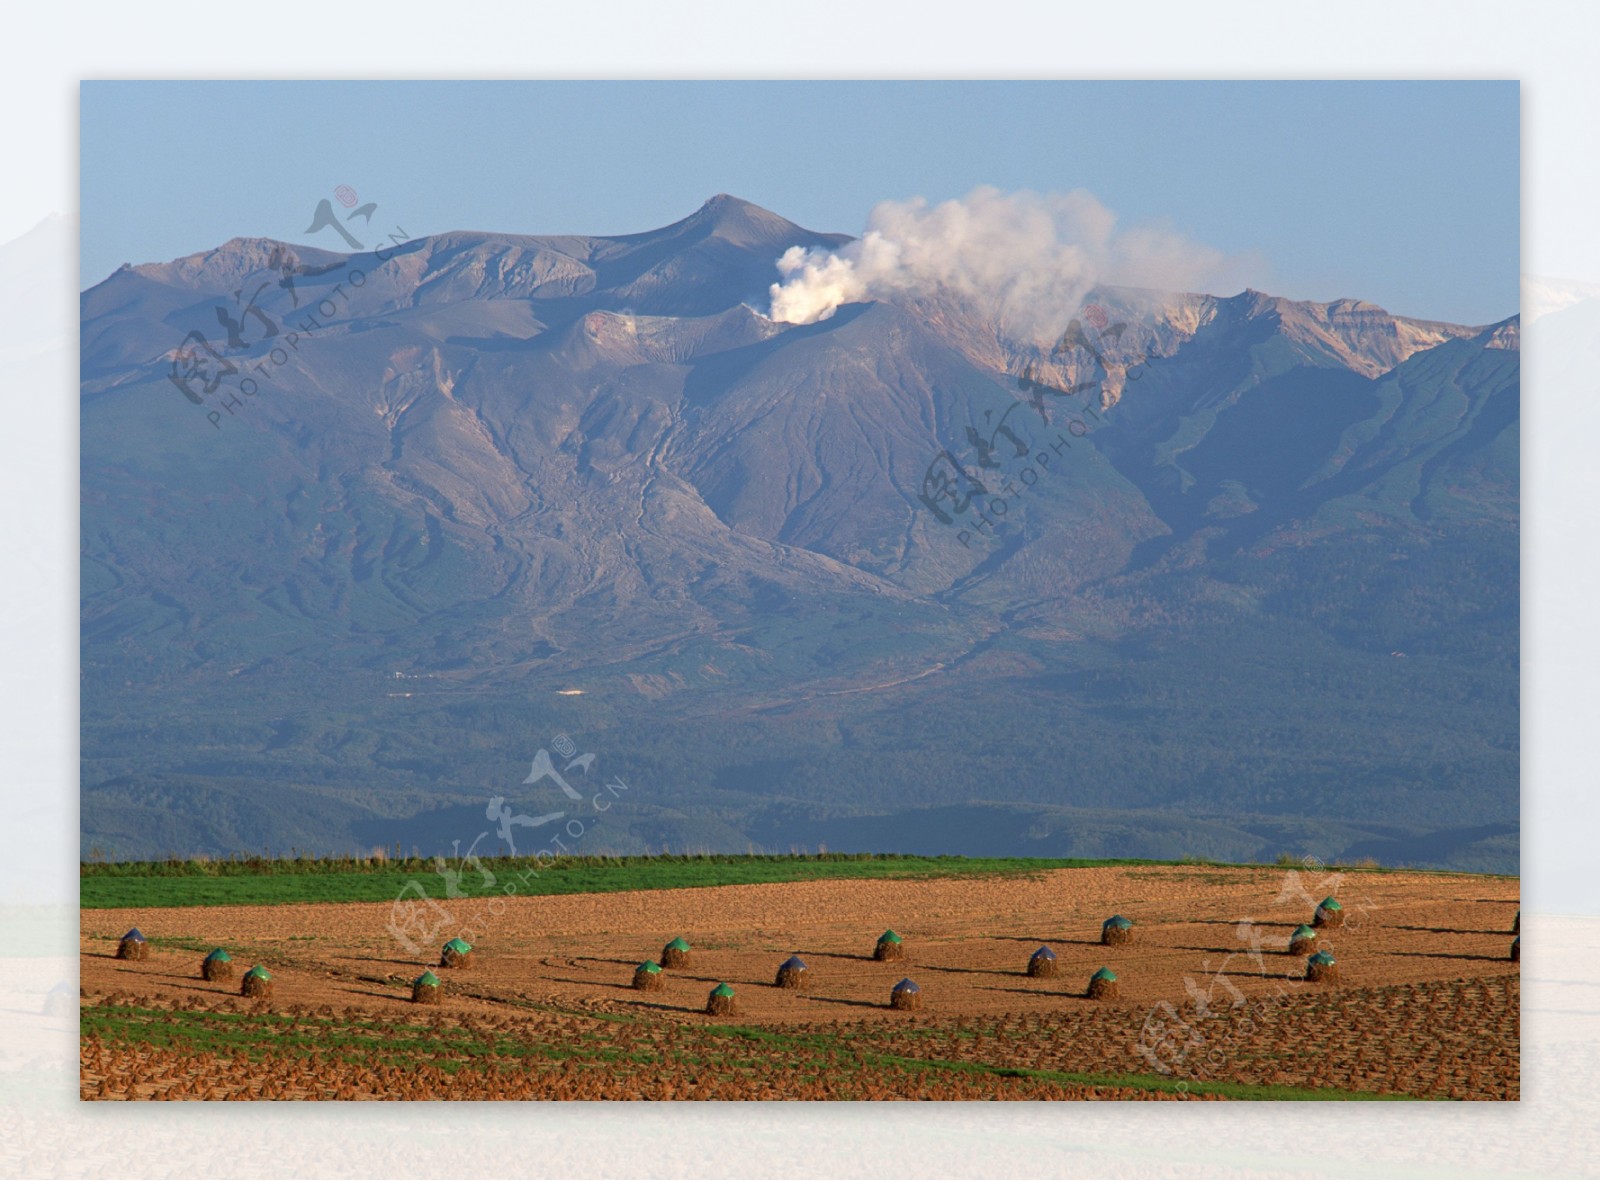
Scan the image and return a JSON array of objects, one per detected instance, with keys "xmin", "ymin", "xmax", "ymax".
[
  {"xmin": 80, "ymin": 851, "xmax": 1218, "ymax": 910},
  {"xmin": 80, "ymin": 851, "xmax": 1507, "ymax": 910},
  {"xmin": 80, "ymin": 199, "xmax": 1517, "ymax": 868}
]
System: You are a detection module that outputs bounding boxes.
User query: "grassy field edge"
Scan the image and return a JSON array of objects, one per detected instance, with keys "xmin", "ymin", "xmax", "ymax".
[
  {"xmin": 81, "ymin": 850, "xmax": 1517, "ymax": 910},
  {"xmin": 82, "ymin": 1002, "xmax": 1416, "ymax": 1102}
]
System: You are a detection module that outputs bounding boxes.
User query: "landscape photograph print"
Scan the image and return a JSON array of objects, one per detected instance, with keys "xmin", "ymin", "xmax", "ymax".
[{"xmin": 78, "ymin": 80, "xmax": 1520, "ymax": 1101}]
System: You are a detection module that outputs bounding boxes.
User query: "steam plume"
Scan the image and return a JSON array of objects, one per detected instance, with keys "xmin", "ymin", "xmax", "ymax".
[{"xmin": 769, "ymin": 186, "xmax": 1244, "ymax": 340}]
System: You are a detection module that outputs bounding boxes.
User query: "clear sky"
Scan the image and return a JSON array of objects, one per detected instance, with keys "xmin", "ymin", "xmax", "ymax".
[{"xmin": 80, "ymin": 80, "xmax": 1518, "ymax": 325}]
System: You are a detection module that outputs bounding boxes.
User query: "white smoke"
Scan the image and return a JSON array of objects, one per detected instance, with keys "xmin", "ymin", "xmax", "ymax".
[{"xmin": 769, "ymin": 186, "xmax": 1243, "ymax": 340}]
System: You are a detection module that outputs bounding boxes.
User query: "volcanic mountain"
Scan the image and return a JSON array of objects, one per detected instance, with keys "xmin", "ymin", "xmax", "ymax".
[{"xmin": 79, "ymin": 196, "xmax": 1518, "ymax": 868}]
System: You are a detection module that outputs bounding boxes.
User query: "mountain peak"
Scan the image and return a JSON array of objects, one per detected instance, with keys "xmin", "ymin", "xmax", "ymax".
[{"xmin": 679, "ymin": 193, "xmax": 847, "ymax": 251}]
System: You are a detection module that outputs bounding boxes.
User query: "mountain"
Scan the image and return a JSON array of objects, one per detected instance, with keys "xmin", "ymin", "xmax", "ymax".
[{"xmin": 79, "ymin": 196, "xmax": 1518, "ymax": 870}]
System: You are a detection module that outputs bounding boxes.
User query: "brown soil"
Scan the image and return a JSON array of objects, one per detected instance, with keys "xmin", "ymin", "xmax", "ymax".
[{"xmin": 78, "ymin": 865, "xmax": 1520, "ymax": 1100}]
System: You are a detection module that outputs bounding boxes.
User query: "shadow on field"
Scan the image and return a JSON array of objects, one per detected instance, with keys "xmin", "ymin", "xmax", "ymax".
[
  {"xmin": 992, "ymin": 935, "xmax": 1103, "ymax": 947},
  {"xmin": 341, "ymin": 987, "xmax": 408, "ymax": 1002},
  {"xmin": 1391, "ymin": 925, "xmax": 1505, "ymax": 936},
  {"xmin": 149, "ymin": 974, "xmax": 239, "ymax": 996},
  {"xmin": 920, "ymin": 963, "xmax": 1012, "ymax": 978},
  {"xmin": 1387, "ymin": 950, "xmax": 1515, "ymax": 963},
  {"xmin": 543, "ymin": 976, "xmax": 634, "ymax": 991},
  {"xmin": 809, "ymin": 995, "xmax": 885, "ymax": 1011},
  {"xmin": 623, "ymin": 999, "xmax": 701, "ymax": 1015},
  {"xmin": 1173, "ymin": 944, "xmax": 1303, "ymax": 958},
  {"xmin": 980, "ymin": 984, "xmax": 1061, "ymax": 998},
  {"xmin": 795, "ymin": 949, "xmax": 876, "ymax": 963}
]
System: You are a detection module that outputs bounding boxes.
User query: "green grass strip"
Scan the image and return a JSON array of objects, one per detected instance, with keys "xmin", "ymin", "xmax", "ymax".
[
  {"xmin": 702, "ymin": 1023, "xmax": 1419, "ymax": 1102},
  {"xmin": 80, "ymin": 851, "xmax": 1506, "ymax": 909}
]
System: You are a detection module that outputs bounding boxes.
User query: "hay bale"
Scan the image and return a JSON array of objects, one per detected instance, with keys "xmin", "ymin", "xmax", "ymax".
[
  {"xmin": 240, "ymin": 966, "xmax": 274, "ymax": 999},
  {"xmin": 1086, "ymin": 967, "xmax": 1119, "ymax": 1000},
  {"xmin": 706, "ymin": 982, "xmax": 736, "ymax": 1016},
  {"xmin": 874, "ymin": 930, "xmax": 905, "ymax": 962},
  {"xmin": 632, "ymin": 961, "xmax": 665, "ymax": 991},
  {"xmin": 1287, "ymin": 924, "xmax": 1318, "ymax": 957},
  {"xmin": 1513, "ymin": 910, "xmax": 1520, "ymax": 935},
  {"xmin": 1312, "ymin": 897, "xmax": 1344, "ymax": 929},
  {"xmin": 440, "ymin": 938, "xmax": 474, "ymax": 969},
  {"xmin": 1305, "ymin": 951, "xmax": 1339, "ymax": 983},
  {"xmin": 201, "ymin": 948, "xmax": 234, "ymax": 982},
  {"xmin": 1510, "ymin": 936, "xmax": 1520, "ymax": 963},
  {"xmin": 774, "ymin": 955, "xmax": 811, "ymax": 991},
  {"xmin": 661, "ymin": 937, "xmax": 691, "ymax": 968},
  {"xmin": 889, "ymin": 978, "xmax": 922, "ymax": 1011},
  {"xmin": 116, "ymin": 929, "xmax": 148, "ymax": 961},
  {"xmin": 1101, "ymin": 916, "xmax": 1134, "ymax": 946},
  {"xmin": 411, "ymin": 970, "xmax": 442, "ymax": 1005},
  {"xmin": 1026, "ymin": 946, "xmax": 1058, "ymax": 978}
]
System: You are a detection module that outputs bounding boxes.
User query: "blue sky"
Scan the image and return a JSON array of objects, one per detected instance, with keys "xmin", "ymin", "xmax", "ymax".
[{"xmin": 80, "ymin": 81, "xmax": 1518, "ymax": 324}]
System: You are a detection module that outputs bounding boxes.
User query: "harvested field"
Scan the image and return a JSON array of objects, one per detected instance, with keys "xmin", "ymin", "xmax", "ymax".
[{"xmin": 78, "ymin": 863, "xmax": 1519, "ymax": 1101}]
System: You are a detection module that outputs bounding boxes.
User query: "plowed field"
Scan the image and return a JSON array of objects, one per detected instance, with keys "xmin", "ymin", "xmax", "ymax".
[{"xmin": 80, "ymin": 864, "xmax": 1520, "ymax": 1100}]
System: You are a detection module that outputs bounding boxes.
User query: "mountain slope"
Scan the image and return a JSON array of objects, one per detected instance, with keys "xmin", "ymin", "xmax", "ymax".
[{"xmin": 78, "ymin": 196, "xmax": 1518, "ymax": 868}]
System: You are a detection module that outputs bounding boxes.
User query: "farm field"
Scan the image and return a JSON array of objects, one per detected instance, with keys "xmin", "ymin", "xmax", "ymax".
[
  {"xmin": 79, "ymin": 862, "xmax": 1520, "ymax": 1101},
  {"xmin": 78, "ymin": 853, "xmax": 1178, "ymax": 910}
]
